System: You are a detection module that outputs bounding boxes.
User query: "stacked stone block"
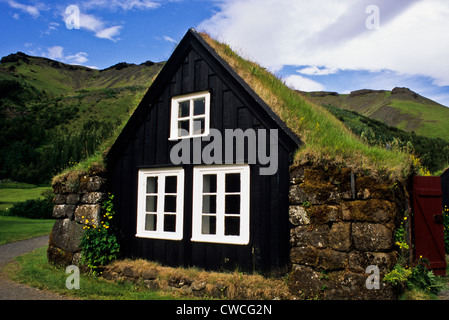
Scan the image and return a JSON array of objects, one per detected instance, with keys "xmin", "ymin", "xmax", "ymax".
[
  {"xmin": 47, "ymin": 170, "xmax": 107, "ymax": 267},
  {"xmin": 288, "ymin": 164, "xmax": 407, "ymax": 300}
]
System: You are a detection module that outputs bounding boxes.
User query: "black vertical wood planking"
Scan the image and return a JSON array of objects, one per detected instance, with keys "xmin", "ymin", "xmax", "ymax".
[{"xmin": 106, "ymin": 30, "xmax": 301, "ymax": 274}]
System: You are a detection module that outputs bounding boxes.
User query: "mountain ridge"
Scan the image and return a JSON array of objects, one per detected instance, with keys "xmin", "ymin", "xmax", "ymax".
[
  {"xmin": 0, "ymin": 51, "xmax": 165, "ymax": 96},
  {"xmin": 298, "ymin": 87, "xmax": 449, "ymax": 141},
  {"xmin": 0, "ymin": 51, "xmax": 164, "ymax": 183}
]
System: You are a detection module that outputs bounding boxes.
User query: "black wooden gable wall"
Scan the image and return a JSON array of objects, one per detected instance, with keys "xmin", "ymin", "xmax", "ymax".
[{"xmin": 107, "ymin": 29, "xmax": 300, "ymax": 273}]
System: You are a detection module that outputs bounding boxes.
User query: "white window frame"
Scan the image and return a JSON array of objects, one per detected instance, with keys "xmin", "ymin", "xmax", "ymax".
[
  {"xmin": 191, "ymin": 164, "xmax": 250, "ymax": 245},
  {"xmin": 169, "ymin": 91, "xmax": 211, "ymax": 140},
  {"xmin": 136, "ymin": 167, "xmax": 184, "ymax": 240}
]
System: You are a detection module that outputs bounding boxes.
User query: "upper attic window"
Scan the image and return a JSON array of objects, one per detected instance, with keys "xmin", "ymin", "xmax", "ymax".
[{"xmin": 170, "ymin": 91, "xmax": 211, "ymax": 140}]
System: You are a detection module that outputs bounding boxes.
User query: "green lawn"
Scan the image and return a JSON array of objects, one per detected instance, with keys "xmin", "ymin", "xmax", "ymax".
[
  {"xmin": 0, "ymin": 184, "xmax": 54, "ymax": 244},
  {"xmin": 0, "ymin": 186, "xmax": 50, "ymax": 211},
  {"xmin": 0, "ymin": 216, "xmax": 54, "ymax": 245}
]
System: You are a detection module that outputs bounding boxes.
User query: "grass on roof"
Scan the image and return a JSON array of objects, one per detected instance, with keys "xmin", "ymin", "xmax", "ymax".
[{"xmin": 200, "ymin": 33, "xmax": 414, "ymax": 181}]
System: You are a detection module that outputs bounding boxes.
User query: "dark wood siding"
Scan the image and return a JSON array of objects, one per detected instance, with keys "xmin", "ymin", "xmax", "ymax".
[{"xmin": 108, "ymin": 37, "xmax": 298, "ymax": 273}]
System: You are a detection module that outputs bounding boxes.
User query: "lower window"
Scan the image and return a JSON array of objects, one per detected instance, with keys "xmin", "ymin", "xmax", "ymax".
[
  {"xmin": 136, "ymin": 168, "xmax": 184, "ymax": 240},
  {"xmin": 191, "ymin": 164, "xmax": 250, "ymax": 245}
]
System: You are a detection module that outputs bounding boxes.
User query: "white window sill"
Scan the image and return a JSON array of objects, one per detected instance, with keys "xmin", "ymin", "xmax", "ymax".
[
  {"xmin": 190, "ymin": 236, "xmax": 249, "ymax": 245},
  {"xmin": 136, "ymin": 232, "xmax": 183, "ymax": 241}
]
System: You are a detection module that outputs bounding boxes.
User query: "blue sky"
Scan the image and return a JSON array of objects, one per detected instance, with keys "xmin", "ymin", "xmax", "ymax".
[{"xmin": 1, "ymin": 0, "xmax": 449, "ymax": 108}]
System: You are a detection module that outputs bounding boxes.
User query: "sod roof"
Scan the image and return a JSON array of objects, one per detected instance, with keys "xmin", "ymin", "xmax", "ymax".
[{"xmin": 198, "ymin": 31, "xmax": 413, "ymax": 180}]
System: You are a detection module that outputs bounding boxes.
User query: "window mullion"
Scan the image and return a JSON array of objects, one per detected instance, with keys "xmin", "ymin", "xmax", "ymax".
[
  {"xmin": 216, "ymin": 172, "xmax": 225, "ymax": 238},
  {"xmin": 157, "ymin": 175, "xmax": 166, "ymax": 234},
  {"xmin": 139, "ymin": 174, "xmax": 147, "ymax": 235}
]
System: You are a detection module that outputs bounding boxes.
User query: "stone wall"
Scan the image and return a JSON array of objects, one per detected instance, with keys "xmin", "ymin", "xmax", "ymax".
[
  {"xmin": 287, "ymin": 164, "xmax": 408, "ymax": 300},
  {"xmin": 48, "ymin": 169, "xmax": 107, "ymax": 267}
]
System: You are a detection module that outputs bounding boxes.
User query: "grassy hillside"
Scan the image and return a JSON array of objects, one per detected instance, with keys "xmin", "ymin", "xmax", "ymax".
[
  {"xmin": 301, "ymin": 88, "xmax": 449, "ymax": 141},
  {"xmin": 0, "ymin": 52, "xmax": 164, "ymax": 183},
  {"xmin": 323, "ymin": 104, "xmax": 449, "ymax": 174}
]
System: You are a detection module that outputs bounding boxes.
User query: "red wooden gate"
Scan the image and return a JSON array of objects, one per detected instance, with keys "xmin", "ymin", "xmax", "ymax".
[{"xmin": 412, "ymin": 176, "xmax": 446, "ymax": 276}]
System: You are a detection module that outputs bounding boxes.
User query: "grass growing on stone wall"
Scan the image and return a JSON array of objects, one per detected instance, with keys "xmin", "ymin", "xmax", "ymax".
[
  {"xmin": 107, "ymin": 259, "xmax": 293, "ymax": 300},
  {"xmin": 200, "ymin": 33, "xmax": 413, "ymax": 181}
]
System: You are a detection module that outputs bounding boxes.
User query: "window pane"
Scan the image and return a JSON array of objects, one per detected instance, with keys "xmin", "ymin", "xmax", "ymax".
[
  {"xmin": 145, "ymin": 214, "xmax": 157, "ymax": 231},
  {"xmin": 225, "ymin": 173, "xmax": 240, "ymax": 193},
  {"xmin": 146, "ymin": 177, "xmax": 157, "ymax": 193},
  {"xmin": 203, "ymin": 174, "xmax": 217, "ymax": 193},
  {"xmin": 165, "ymin": 176, "xmax": 177, "ymax": 193},
  {"xmin": 193, "ymin": 98, "xmax": 205, "ymax": 116},
  {"xmin": 164, "ymin": 214, "xmax": 176, "ymax": 232},
  {"xmin": 146, "ymin": 196, "xmax": 157, "ymax": 212},
  {"xmin": 225, "ymin": 195, "xmax": 240, "ymax": 214},
  {"xmin": 164, "ymin": 195, "xmax": 177, "ymax": 213},
  {"xmin": 202, "ymin": 215, "xmax": 216, "ymax": 235},
  {"xmin": 225, "ymin": 217, "xmax": 240, "ymax": 236},
  {"xmin": 178, "ymin": 120, "xmax": 190, "ymax": 136},
  {"xmin": 193, "ymin": 118, "xmax": 205, "ymax": 135},
  {"xmin": 202, "ymin": 195, "xmax": 216, "ymax": 213},
  {"xmin": 178, "ymin": 100, "xmax": 190, "ymax": 118}
]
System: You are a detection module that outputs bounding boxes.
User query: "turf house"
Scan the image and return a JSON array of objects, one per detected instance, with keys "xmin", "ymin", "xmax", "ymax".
[
  {"xmin": 106, "ymin": 28, "xmax": 302, "ymax": 273},
  {"xmin": 49, "ymin": 28, "xmax": 417, "ymax": 299}
]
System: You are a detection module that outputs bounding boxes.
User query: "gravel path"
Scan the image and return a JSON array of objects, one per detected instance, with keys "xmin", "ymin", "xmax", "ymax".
[{"xmin": 0, "ymin": 235, "xmax": 69, "ymax": 300}]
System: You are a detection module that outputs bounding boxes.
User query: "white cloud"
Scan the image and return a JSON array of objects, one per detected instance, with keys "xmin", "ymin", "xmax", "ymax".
[
  {"xmin": 62, "ymin": 11, "xmax": 122, "ymax": 41},
  {"xmin": 297, "ymin": 66, "xmax": 339, "ymax": 76},
  {"xmin": 95, "ymin": 25, "xmax": 122, "ymax": 41},
  {"xmin": 43, "ymin": 46, "xmax": 89, "ymax": 65},
  {"xmin": 7, "ymin": 0, "xmax": 45, "ymax": 18},
  {"xmin": 199, "ymin": 0, "xmax": 449, "ymax": 87},
  {"xmin": 65, "ymin": 52, "xmax": 89, "ymax": 64},
  {"xmin": 163, "ymin": 35, "xmax": 177, "ymax": 44},
  {"xmin": 284, "ymin": 75, "xmax": 325, "ymax": 92},
  {"xmin": 48, "ymin": 22, "xmax": 59, "ymax": 30},
  {"xmin": 78, "ymin": 13, "xmax": 105, "ymax": 32},
  {"xmin": 46, "ymin": 46, "xmax": 64, "ymax": 60},
  {"xmin": 82, "ymin": 0, "xmax": 161, "ymax": 11},
  {"xmin": 60, "ymin": 0, "xmax": 166, "ymax": 42},
  {"xmin": 42, "ymin": 22, "xmax": 60, "ymax": 35}
]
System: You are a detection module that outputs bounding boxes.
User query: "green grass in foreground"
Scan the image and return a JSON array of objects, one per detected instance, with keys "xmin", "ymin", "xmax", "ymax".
[
  {"xmin": 0, "ymin": 216, "xmax": 54, "ymax": 245},
  {"xmin": 5, "ymin": 246, "xmax": 181, "ymax": 300}
]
